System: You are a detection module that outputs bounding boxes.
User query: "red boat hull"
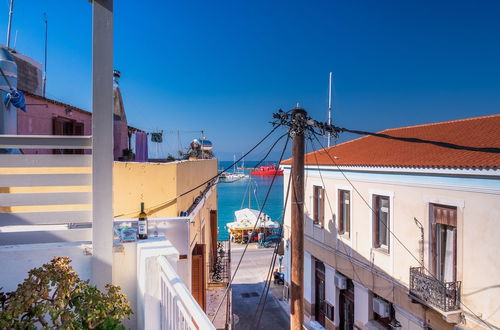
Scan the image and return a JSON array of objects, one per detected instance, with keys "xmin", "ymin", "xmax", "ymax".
[{"xmin": 251, "ymin": 165, "xmax": 284, "ymax": 176}]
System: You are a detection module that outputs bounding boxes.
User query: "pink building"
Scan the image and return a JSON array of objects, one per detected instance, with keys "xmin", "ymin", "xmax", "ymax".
[{"xmin": 17, "ymin": 88, "xmax": 143, "ymax": 160}]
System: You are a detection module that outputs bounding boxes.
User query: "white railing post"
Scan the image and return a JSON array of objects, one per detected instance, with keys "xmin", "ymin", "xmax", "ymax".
[
  {"xmin": 157, "ymin": 256, "xmax": 216, "ymax": 330},
  {"xmin": 91, "ymin": 0, "xmax": 114, "ymax": 288}
]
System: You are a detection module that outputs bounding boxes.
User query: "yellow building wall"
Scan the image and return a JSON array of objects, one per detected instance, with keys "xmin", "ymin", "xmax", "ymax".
[
  {"xmin": 113, "ymin": 161, "xmax": 178, "ymax": 218},
  {"xmin": 113, "ymin": 159, "xmax": 219, "ymax": 304},
  {"xmin": 176, "ymin": 159, "xmax": 218, "ymax": 214}
]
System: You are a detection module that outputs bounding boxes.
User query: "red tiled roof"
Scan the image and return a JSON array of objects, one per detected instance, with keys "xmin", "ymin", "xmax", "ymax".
[{"xmin": 282, "ymin": 114, "xmax": 500, "ymax": 169}]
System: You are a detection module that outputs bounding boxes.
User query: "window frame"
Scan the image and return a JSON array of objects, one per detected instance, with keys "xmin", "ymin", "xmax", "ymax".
[
  {"xmin": 372, "ymin": 194, "xmax": 391, "ymax": 253},
  {"xmin": 338, "ymin": 189, "xmax": 351, "ymax": 238},
  {"xmin": 312, "ymin": 185, "xmax": 325, "ymax": 228},
  {"xmin": 429, "ymin": 203, "xmax": 458, "ymax": 282}
]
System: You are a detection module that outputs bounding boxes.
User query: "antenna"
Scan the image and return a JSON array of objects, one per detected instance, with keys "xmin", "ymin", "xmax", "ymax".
[
  {"xmin": 42, "ymin": 13, "xmax": 48, "ymax": 97},
  {"xmin": 6, "ymin": 0, "xmax": 14, "ymax": 48},
  {"xmin": 327, "ymin": 72, "xmax": 333, "ymax": 147}
]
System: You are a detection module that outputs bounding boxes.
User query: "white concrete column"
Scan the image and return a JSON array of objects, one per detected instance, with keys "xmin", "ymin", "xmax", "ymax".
[
  {"xmin": 324, "ymin": 264, "xmax": 336, "ymax": 305},
  {"xmin": 353, "ymin": 280, "xmax": 372, "ymax": 328},
  {"xmin": 304, "ymin": 251, "xmax": 313, "ymax": 304},
  {"xmin": 91, "ymin": 0, "xmax": 114, "ymax": 289},
  {"xmin": 325, "ymin": 264, "xmax": 341, "ymax": 327}
]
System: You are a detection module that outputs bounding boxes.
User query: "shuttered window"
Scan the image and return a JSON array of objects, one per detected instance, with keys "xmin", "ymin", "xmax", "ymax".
[
  {"xmin": 373, "ymin": 195, "xmax": 390, "ymax": 251},
  {"xmin": 430, "ymin": 204, "xmax": 457, "ymax": 282},
  {"xmin": 338, "ymin": 190, "xmax": 351, "ymax": 237},
  {"xmin": 313, "ymin": 185, "xmax": 325, "ymax": 227},
  {"xmin": 52, "ymin": 117, "xmax": 84, "ymax": 155}
]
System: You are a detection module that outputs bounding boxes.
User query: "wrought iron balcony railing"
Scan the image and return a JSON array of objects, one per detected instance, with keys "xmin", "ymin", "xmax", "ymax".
[
  {"xmin": 209, "ymin": 241, "xmax": 231, "ymax": 284},
  {"xmin": 409, "ymin": 267, "xmax": 461, "ymax": 312}
]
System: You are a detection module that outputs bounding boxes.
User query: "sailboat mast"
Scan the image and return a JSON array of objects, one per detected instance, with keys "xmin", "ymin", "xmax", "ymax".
[
  {"xmin": 249, "ymin": 180, "xmax": 251, "ymax": 209},
  {"xmin": 327, "ymin": 72, "xmax": 333, "ymax": 147}
]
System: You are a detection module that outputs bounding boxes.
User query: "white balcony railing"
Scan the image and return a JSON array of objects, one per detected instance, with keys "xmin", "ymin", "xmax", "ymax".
[
  {"xmin": 0, "ymin": 135, "xmax": 93, "ymax": 246},
  {"xmin": 157, "ymin": 256, "xmax": 215, "ymax": 330}
]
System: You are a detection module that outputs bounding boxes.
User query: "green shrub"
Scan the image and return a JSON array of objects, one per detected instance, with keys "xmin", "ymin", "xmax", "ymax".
[{"xmin": 0, "ymin": 257, "xmax": 132, "ymax": 329}]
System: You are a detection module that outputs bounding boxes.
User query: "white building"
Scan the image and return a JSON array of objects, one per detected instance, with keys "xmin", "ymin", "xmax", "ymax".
[{"xmin": 282, "ymin": 114, "xmax": 500, "ymax": 330}]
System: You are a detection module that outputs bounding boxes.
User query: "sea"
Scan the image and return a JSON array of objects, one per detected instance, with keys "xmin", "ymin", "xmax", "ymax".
[{"xmin": 217, "ymin": 160, "xmax": 284, "ymax": 241}]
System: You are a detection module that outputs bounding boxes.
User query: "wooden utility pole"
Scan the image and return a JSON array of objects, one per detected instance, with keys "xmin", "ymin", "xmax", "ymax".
[{"xmin": 290, "ymin": 107, "xmax": 306, "ymax": 329}]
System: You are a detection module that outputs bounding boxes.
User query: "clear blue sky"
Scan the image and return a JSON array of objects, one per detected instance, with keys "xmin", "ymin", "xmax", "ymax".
[{"xmin": 1, "ymin": 0, "xmax": 499, "ymax": 160}]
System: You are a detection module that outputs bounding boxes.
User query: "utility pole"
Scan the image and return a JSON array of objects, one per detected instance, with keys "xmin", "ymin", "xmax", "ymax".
[
  {"xmin": 290, "ymin": 106, "xmax": 306, "ymax": 330},
  {"xmin": 6, "ymin": 0, "xmax": 14, "ymax": 48}
]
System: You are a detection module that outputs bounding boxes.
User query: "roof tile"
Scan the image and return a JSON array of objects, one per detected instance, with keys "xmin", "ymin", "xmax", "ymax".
[{"xmin": 282, "ymin": 114, "xmax": 500, "ymax": 169}]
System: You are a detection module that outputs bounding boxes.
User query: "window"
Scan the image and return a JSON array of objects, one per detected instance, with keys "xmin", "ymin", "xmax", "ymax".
[
  {"xmin": 338, "ymin": 190, "xmax": 351, "ymax": 237},
  {"xmin": 430, "ymin": 204, "xmax": 457, "ymax": 282},
  {"xmin": 372, "ymin": 195, "xmax": 390, "ymax": 250},
  {"xmin": 313, "ymin": 185, "xmax": 325, "ymax": 227},
  {"xmin": 53, "ymin": 117, "xmax": 84, "ymax": 154}
]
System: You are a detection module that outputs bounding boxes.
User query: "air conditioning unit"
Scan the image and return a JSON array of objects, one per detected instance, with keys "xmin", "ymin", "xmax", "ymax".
[
  {"xmin": 334, "ymin": 273, "xmax": 347, "ymax": 289},
  {"xmin": 283, "ymin": 284, "xmax": 290, "ymax": 301},
  {"xmin": 372, "ymin": 297, "xmax": 391, "ymax": 318}
]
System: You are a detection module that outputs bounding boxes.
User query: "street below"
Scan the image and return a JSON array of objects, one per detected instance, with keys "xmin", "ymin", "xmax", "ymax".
[{"xmin": 231, "ymin": 244, "xmax": 290, "ymax": 330}]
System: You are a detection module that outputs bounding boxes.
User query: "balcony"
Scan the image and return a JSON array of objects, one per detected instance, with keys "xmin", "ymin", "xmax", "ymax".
[
  {"xmin": 409, "ymin": 267, "xmax": 461, "ymax": 313},
  {"xmin": 209, "ymin": 241, "xmax": 231, "ymax": 285},
  {"xmin": 0, "ymin": 135, "xmax": 217, "ymax": 329}
]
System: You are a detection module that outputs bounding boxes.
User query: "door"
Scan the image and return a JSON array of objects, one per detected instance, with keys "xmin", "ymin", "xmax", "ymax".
[
  {"xmin": 191, "ymin": 244, "xmax": 206, "ymax": 311},
  {"xmin": 430, "ymin": 204, "xmax": 457, "ymax": 282},
  {"xmin": 52, "ymin": 117, "xmax": 84, "ymax": 154},
  {"xmin": 315, "ymin": 260, "xmax": 326, "ymax": 326},
  {"xmin": 339, "ymin": 282, "xmax": 354, "ymax": 330}
]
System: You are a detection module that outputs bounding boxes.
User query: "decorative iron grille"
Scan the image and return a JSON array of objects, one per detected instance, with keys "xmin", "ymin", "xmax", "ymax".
[
  {"xmin": 409, "ymin": 267, "xmax": 461, "ymax": 312},
  {"xmin": 209, "ymin": 241, "xmax": 230, "ymax": 284}
]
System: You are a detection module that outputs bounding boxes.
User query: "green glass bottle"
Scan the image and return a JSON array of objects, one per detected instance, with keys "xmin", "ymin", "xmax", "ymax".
[{"xmin": 138, "ymin": 202, "xmax": 148, "ymax": 239}]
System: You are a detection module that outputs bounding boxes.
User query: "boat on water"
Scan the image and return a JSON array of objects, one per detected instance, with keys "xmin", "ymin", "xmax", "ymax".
[
  {"xmin": 226, "ymin": 178, "xmax": 279, "ymax": 243},
  {"xmin": 219, "ymin": 155, "xmax": 249, "ymax": 183},
  {"xmin": 219, "ymin": 172, "xmax": 247, "ymax": 183},
  {"xmin": 226, "ymin": 208, "xmax": 278, "ymax": 244},
  {"xmin": 250, "ymin": 163, "xmax": 284, "ymax": 176}
]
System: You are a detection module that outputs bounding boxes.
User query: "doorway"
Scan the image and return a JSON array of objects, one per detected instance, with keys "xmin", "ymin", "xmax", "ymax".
[
  {"xmin": 191, "ymin": 244, "xmax": 206, "ymax": 311},
  {"xmin": 339, "ymin": 278, "xmax": 354, "ymax": 330},
  {"xmin": 314, "ymin": 260, "xmax": 326, "ymax": 327}
]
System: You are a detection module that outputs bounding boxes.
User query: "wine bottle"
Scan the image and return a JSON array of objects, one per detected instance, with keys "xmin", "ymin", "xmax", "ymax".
[{"xmin": 138, "ymin": 202, "xmax": 148, "ymax": 239}]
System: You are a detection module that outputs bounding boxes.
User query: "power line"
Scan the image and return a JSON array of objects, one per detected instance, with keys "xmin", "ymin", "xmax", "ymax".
[
  {"xmin": 254, "ymin": 172, "xmax": 292, "ymax": 328},
  {"xmin": 310, "ymin": 133, "xmax": 494, "ymax": 330},
  {"xmin": 211, "ymin": 134, "xmax": 290, "ymax": 322},
  {"xmin": 113, "ymin": 125, "xmax": 283, "ymax": 218},
  {"xmin": 254, "ymin": 133, "xmax": 311, "ymax": 326},
  {"xmin": 336, "ymin": 126, "xmax": 500, "ymax": 154},
  {"xmin": 272, "ymin": 110, "xmax": 500, "ymax": 154}
]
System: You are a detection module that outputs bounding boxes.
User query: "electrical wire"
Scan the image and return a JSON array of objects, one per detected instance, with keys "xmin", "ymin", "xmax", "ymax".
[
  {"xmin": 309, "ymin": 136, "xmax": 398, "ymax": 318},
  {"xmin": 113, "ymin": 125, "xmax": 283, "ymax": 218},
  {"xmin": 211, "ymin": 134, "xmax": 290, "ymax": 322},
  {"xmin": 0, "ymin": 67, "xmax": 13, "ymax": 90},
  {"xmin": 335, "ymin": 126, "xmax": 500, "ymax": 154},
  {"xmin": 310, "ymin": 132, "xmax": 494, "ymax": 329},
  {"xmin": 254, "ymin": 172, "xmax": 292, "ymax": 328},
  {"xmin": 254, "ymin": 133, "xmax": 310, "ymax": 326}
]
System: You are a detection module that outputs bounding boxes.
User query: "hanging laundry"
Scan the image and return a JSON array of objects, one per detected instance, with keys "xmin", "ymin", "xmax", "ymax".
[
  {"xmin": 4, "ymin": 88, "xmax": 26, "ymax": 112},
  {"xmin": 135, "ymin": 132, "xmax": 148, "ymax": 162},
  {"xmin": 151, "ymin": 131, "xmax": 163, "ymax": 143}
]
